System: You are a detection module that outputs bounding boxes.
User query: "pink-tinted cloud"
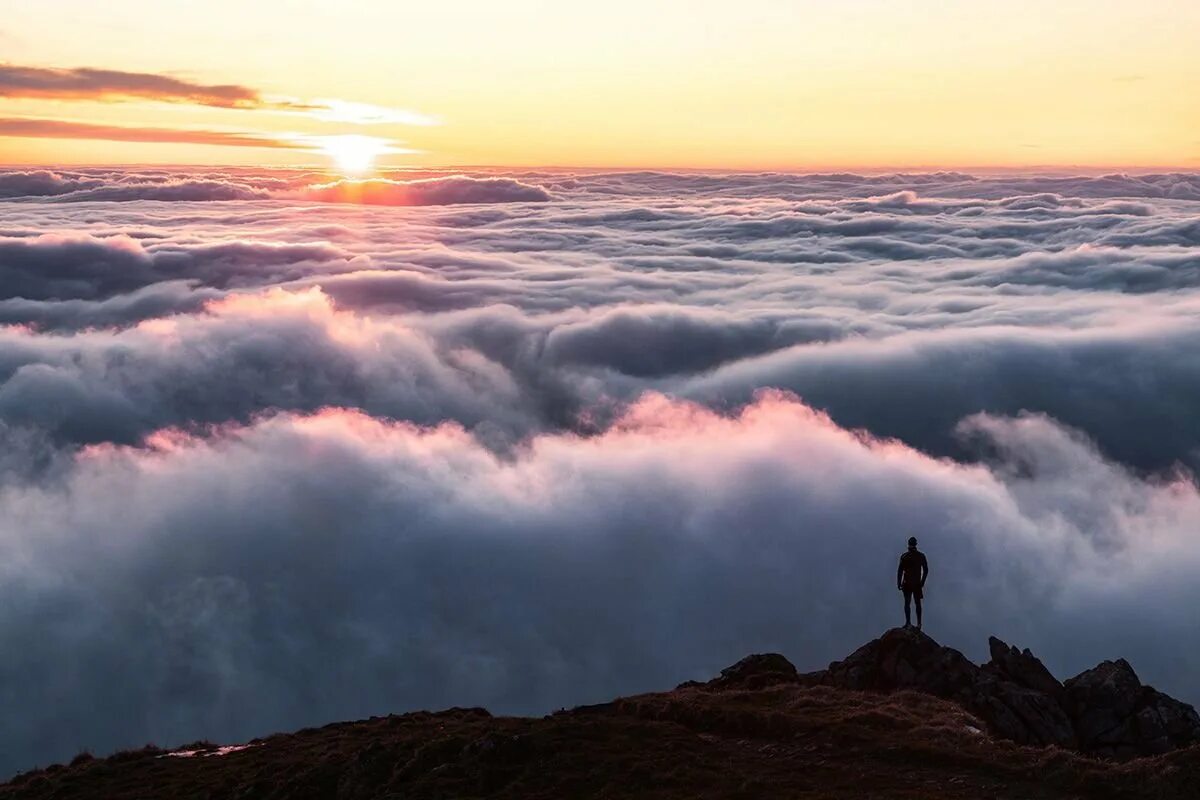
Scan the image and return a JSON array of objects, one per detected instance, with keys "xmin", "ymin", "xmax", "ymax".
[
  {"xmin": 3, "ymin": 391, "xmax": 1200, "ymax": 775},
  {"xmin": 299, "ymin": 176, "xmax": 552, "ymax": 206}
]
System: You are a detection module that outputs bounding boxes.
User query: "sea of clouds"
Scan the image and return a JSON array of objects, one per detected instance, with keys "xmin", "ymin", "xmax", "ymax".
[{"xmin": 0, "ymin": 166, "xmax": 1198, "ymax": 774}]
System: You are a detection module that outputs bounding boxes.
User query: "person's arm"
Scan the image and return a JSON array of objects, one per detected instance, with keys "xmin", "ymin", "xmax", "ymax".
[
  {"xmin": 897, "ymin": 557, "xmax": 904, "ymax": 590},
  {"xmin": 920, "ymin": 554, "xmax": 929, "ymax": 588}
]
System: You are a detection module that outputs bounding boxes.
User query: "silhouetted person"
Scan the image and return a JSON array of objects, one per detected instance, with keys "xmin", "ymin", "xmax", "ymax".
[{"xmin": 897, "ymin": 536, "xmax": 928, "ymax": 629}]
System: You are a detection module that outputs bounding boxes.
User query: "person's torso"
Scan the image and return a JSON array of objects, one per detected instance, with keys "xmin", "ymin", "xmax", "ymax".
[{"xmin": 899, "ymin": 549, "xmax": 925, "ymax": 585}]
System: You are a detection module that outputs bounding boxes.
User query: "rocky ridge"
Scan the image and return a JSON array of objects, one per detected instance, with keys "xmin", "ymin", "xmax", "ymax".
[{"xmin": 749, "ymin": 627, "xmax": 1200, "ymax": 759}]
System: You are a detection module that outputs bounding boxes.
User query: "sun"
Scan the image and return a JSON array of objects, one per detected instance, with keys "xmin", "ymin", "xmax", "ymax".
[{"xmin": 318, "ymin": 135, "xmax": 391, "ymax": 175}]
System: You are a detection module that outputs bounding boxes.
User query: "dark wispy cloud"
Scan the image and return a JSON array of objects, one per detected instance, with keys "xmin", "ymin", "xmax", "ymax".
[
  {"xmin": 0, "ymin": 117, "xmax": 300, "ymax": 149},
  {"xmin": 0, "ymin": 63, "xmax": 439, "ymax": 126},
  {"xmin": 0, "ymin": 64, "xmax": 262, "ymax": 107},
  {"xmin": 0, "ymin": 166, "xmax": 1198, "ymax": 776}
]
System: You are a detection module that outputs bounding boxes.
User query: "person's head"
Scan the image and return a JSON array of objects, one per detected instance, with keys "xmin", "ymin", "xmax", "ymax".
[{"xmin": 907, "ymin": 536, "xmax": 918, "ymax": 549}]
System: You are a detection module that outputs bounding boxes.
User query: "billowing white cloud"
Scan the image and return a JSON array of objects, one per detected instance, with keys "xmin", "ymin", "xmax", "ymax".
[
  {"xmin": 1, "ymin": 395, "xmax": 1198, "ymax": 775},
  {"xmin": 0, "ymin": 166, "xmax": 1198, "ymax": 775}
]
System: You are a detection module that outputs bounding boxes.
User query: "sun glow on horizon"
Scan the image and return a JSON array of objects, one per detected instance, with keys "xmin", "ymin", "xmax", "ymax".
[
  {"xmin": 0, "ymin": 1, "xmax": 1198, "ymax": 169},
  {"xmin": 314, "ymin": 134, "xmax": 396, "ymax": 175}
]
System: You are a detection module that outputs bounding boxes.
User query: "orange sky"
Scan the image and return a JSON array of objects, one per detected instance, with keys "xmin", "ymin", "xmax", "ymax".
[{"xmin": 1, "ymin": 0, "xmax": 1198, "ymax": 170}]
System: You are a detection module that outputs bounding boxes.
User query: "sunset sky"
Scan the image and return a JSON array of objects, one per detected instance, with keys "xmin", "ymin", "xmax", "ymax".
[{"xmin": 3, "ymin": 0, "xmax": 1198, "ymax": 169}]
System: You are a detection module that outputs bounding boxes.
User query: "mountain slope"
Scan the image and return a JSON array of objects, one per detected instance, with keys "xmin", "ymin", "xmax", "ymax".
[{"xmin": 4, "ymin": 629, "xmax": 1198, "ymax": 799}]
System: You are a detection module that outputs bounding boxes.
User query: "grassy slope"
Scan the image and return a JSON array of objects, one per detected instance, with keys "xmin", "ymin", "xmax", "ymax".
[{"xmin": 3, "ymin": 681, "xmax": 1197, "ymax": 799}]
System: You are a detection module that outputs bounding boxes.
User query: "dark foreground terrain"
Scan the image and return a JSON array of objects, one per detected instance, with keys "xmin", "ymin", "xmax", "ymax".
[{"xmin": 4, "ymin": 629, "xmax": 1198, "ymax": 799}]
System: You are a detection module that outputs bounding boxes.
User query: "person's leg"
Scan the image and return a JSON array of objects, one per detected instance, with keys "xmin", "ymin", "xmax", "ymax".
[
  {"xmin": 903, "ymin": 590, "xmax": 912, "ymax": 627},
  {"xmin": 915, "ymin": 596, "xmax": 923, "ymax": 630}
]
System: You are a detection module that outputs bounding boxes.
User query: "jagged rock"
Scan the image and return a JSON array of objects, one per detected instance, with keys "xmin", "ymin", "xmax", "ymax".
[
  {"xmin": 719, "ymin": 629, "xmax": 1200, "ymax": 759},
  {"xmin": 985, "ymin": 637, "xmax": 1063, "ymax": 698},
  {"xmin": 975, "ymin": 636, "xmax": 1076, "ymax": 747},
  {"xmin": 1064, "ymin": 659, "xmax": 1200, "ymax": 757},
  {"xmin": 709, "ymin": 653, "xmax": 798, "ymax": 689},
  {"xmin": 812, "ymin": 628, "xmax": 1075, "ymax": 748},
  {"xmin": 969, "ymin": 671, "xmax": 1077, "ymax": 748}
]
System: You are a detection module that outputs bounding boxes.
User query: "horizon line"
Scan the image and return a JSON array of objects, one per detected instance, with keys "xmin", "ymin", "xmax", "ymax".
[{"xmin": 3, "ymin": 161, "xmax": 1200, "ymax": 176}]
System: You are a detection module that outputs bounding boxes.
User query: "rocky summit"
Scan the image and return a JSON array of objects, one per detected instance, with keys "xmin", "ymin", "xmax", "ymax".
[
  {"xmin": 806, "ymin": 627, "xmax": 1200, "ymax": 759},
  {"xmin": 3, "ymin": 629, "xmax": 1199, "ymax": 799}
]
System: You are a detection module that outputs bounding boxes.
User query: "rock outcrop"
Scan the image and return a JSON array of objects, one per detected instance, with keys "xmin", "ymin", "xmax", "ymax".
[
  {"xmin": 802, "ymin": 627, "xmax": 1200, "ymax": 758},
  {"xmin": 708, "ymin": 653, "xmax": 800, "ymax": 690},
  {"xmin": 984, "ymin": 636, "xmax": 1064, "ymax": 698},
  {"xmin": 1064, "ymin": 658, "xmax": 1200, "ymax": 758}
]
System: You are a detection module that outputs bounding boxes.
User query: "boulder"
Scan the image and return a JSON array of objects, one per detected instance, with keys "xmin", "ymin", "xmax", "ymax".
[
  {"xmin": 1064, "ymin": 659, "xmax": 1200, "ymax": 757},
  {"xmin": 819, "ymin": 627, "xmax": 979, "ymax": 698},
  {"xmin": 968, "ymin": 671, "xmax": 1076, "ymax": 748},
  {"xmin": 710, "ymin": 653, "xmax": 799, "ymax": 690}
]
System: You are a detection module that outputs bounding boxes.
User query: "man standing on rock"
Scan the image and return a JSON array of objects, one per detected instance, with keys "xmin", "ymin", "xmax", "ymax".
[{"xmin": 897, "ymin": 536, "xmax": 929, "ymax": 629}]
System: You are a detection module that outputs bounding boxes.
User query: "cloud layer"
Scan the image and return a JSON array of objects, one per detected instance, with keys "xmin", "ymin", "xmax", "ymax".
[
  {"xmin": 298, "ymin": 176, "xmax": 553, "ymax": 206},
  {"xmin": 0, "ymin": 166, "xmax": 1198, "ymax": 775}
]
